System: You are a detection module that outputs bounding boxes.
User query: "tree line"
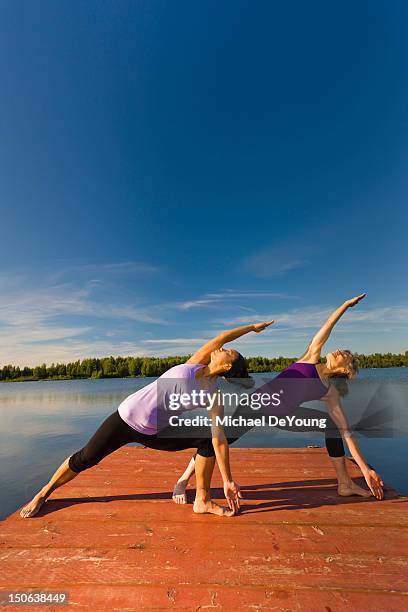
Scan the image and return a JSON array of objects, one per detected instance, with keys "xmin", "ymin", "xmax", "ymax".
[{"xmin": 0, "ymin": 351, "xmax": 407, "ymax": 383}]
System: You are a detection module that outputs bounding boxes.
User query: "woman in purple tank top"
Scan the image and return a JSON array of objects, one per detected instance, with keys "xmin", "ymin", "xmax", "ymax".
[
  {"xmin": 19, "ymin": 320, "xmax": 273, "ymax": 519},
  {"xmin": 174, "ymin": 294, "xmax": 384, "ymax": 504}
]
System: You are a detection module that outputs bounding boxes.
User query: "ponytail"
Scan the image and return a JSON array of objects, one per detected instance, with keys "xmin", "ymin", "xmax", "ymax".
[
  {"xmin": 223, "ymin": 353, "xmax": 255, "ymax": 388},
  {"xmin": 223, "ymin": 375, "xmax": 256, "ymax": 389}
]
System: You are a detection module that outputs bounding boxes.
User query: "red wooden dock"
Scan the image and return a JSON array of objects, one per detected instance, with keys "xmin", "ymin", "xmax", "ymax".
[{"xmin": 1, "ymin": 447, "xmax": 407, "ymax": 610}]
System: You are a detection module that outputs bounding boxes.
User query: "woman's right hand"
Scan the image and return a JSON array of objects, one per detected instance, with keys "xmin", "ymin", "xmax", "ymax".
[
  {"xmin": 363, "ymin": 468, "xmax": 384, "ymax": 500},
  {"xmin": 223, "ymin": 480, "xmax": 241, "ymax": 513},
  {"xmin": 346, "ymin": 293, "xmax": 367, "ymax": 308},
  {"xmin": 253, "ymin": 321, "xmax": 275, "ymax": 333}
]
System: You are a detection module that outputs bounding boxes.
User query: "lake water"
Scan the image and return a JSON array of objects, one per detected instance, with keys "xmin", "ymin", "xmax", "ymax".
[{"xmin": 1, "ymin": 368, "xmax": 407, "ymax": 520}]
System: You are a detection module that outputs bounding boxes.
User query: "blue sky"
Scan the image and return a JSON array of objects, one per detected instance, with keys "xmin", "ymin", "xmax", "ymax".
[{"xmin": 0, "ymin": 1, "xmax": 407, "ymax": 367}]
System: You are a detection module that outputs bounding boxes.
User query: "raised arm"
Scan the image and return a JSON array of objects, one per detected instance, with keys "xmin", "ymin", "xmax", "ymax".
[
  {"xmin": 324, "ymin": 389, "xmax": 384, "ymax": 499},
  {"xmin": 300, "ymin": 294, "xmax": 366, "ymax": 362},
  {"xmin": 186, "ymin": 321, "xmax": 274, "ymax": 365}
]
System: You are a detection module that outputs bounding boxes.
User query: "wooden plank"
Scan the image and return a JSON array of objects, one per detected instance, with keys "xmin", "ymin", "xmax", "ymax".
[
  {"xmin": 0, "ymin": 585, "xmax": 406, "ymax": 611},
  {"xmin": 2, "ymin": 520, "xmax": 407, "ymax": 556}
]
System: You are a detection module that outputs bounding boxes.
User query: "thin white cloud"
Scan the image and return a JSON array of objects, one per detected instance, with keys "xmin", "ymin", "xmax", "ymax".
[
  {"xmin": 0, "ymin": 277, "xmax": 164, "ymax": 329},
  {"xmin": 46, "ymin": 260, "xmax": 160, "ymax": 282},
  {"xmin": 144, "ymin": 338, "xmax": 205, "ymax": 345},
  {"xmin": 217, "ymin": 305, "xmax": 408, "ymax": 327},
  {"xmin": 0, "ymin": 325, "xmax": 93, "ymax": 345},
  {"xmin": 0, "ymin": 289, "xmax": 163, "ymax": 327},
  {"xmin": 2, "ymin": 339, "xmax": 155, "ymax": 368},
  {"xmin": 217, "ymin": 306, "xmax": 330, "ymax": 328},
  {"xmin": 0, "ymin": 264, "xmax": 166, "ymax": 366},
  {"xmin": 338, "ymin": 306, "xmax": 408, "ymax": 324},
  {"xmin": 179, "ymin": 299, "xmax": 217, "ymax": 310},
  {"xmin": 242, "ymin": 244, "xmax": 309, "ymax": 278},
  {"xmin": 205, "ymin": 291, "xmax": 294, "ymax": 299},
  {"xmin": 97, "ymin": 305, "xmax": 163, "ymax": 324},
  {"xmin": 198, "ymin": 305, "xmax": 408, "ymax": 357},
  {"xmin": 178, "ymin": 290, "xmax": 296, "ymax": 311}
]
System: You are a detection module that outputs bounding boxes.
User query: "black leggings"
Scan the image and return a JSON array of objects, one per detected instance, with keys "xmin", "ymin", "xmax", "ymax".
[
  {"xmin": 226, "ymin": 403, "xmax": 345, "ymax": 458},
  {"xmin": 68, "ymin": 409, "xmax": 215, "ymax": 473},
  {"xmin": 279, "ymin": 405, "xmax": 344, "ymax": 457},
  {"xmin": 69, "ymin": 402, "xmax": 345, "ymax": 474}
]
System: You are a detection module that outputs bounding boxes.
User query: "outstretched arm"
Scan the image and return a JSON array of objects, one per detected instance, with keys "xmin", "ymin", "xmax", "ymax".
[
  {"xmin": 324, "ymin": 389, "xmax": 384, "ymax": 499},
  {"xmin": 209, "ymin": 400, "xmax": 241, "ymax": 513},
  {"xmin": 300, "ymin": 293, "xmax": 366, "ymax": 362},
  {"xmin": 186, "ymin": 321, "xmax": 274, "ymax": 365}
]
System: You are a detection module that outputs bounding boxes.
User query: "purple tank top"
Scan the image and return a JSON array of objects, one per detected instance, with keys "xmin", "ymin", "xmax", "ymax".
[
  {"xmin": 257, "ymin": 362, "xmax": 328, "ymax": 415},
  {"xmin": 117, "ymin": 363, "xmax": 214, "ymax": 434}
]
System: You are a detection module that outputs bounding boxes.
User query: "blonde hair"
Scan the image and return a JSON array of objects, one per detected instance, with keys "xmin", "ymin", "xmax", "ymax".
[
  {"xmin": 327, "ymin": 350, "xmax": 359, "ymax": 396},
  {"xmin": 340, "ymin": 350, "xmax": 359, "ymax": 378}
]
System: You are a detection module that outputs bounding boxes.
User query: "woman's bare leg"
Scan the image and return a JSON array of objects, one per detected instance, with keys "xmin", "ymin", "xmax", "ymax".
[
  {"xmin": 20, "ymin": 457, "xmax": 78, "ymax": 518},
  {"xmin": 331, "ymin": 456, "xmax": 371, "ymax": 497},
  {"xmin": 173, "ymin": 455, "xmax": 196, "ymax": 504},
  {"xmin": 192, "ymin": 454, "xmax": 234, "ymax": 516}
]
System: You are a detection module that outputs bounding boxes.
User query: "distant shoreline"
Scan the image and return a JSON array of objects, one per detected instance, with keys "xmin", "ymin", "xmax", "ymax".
[{"xmin": 1, "ymin": 352, "xmax": 407, "ymax": 383}]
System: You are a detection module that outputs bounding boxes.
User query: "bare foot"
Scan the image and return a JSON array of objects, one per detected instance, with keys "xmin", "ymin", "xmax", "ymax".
[
  {"xmin": 172, "ymin": 480, "xmax": 188, "ymax": 505},
  {"xmin": 193, "ymin": 498, "xmax": 235, "ymax": 517},
  {"xmin": 338, "ymin": 480, "xmax": 372, "ymax": 498},
  {"xmin": 20, "ymin": 493, "xmax": 46, "ymax": 518}
]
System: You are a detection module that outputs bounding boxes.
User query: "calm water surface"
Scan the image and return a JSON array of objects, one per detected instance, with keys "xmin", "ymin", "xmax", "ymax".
[{"xmin": 1, "ymin": 368, "xmax": 407, "ymax": 519}]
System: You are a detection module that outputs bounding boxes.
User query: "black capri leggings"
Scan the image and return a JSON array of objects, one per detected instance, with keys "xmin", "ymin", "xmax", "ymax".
[
  {"xmin": 69, "ymin": 402, "xmax": 345, "ymax": 474},
  {"xmin": 269, "ymin": 404, "xmax": 345, "ymax": 457},
  {"xmin": 68, "ymin": 409, "xmax": 215, "ymax": 473},
  {"xmin": 226, "ymin": 403, "xmax": 345, "ymax": 458}
]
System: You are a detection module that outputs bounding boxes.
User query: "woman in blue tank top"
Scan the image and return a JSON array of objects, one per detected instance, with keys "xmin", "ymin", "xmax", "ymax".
[{"xmin": 173, "ymin": 294, "xmax": 384, "ymax": 504}]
